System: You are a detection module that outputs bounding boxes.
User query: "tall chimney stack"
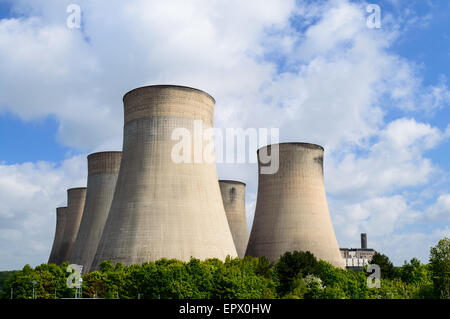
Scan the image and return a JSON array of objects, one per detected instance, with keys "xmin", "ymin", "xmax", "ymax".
[{"xmin": 361, "ymin": 233, "xmax": 367, "ymax": 249}]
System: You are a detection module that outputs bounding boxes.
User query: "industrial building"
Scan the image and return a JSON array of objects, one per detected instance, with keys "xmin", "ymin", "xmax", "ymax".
[
  {"xmin": 58, "ymin": 188, "xmax": 86, "ymax": 263},
  {"xmin": 246, "ymin": 143, "xmax": 345, "ymax": 269},
  {"xmin": 219, "ymin": 180, "xmax": 249, "ymax": 258},
  {"xmin": 47, "ymin": 207, "xmax": 67, "ymax": 265},
  {"xmin": 90, "ymin": 85, "xmax": 237, "ymax": 270},
  {"xmin": 69, "ymin": 151, "xmax": 122, "ymax": 273},
  {"xmin": 340, "ymin": 233, "xmax": 376, "ymax": 270}
]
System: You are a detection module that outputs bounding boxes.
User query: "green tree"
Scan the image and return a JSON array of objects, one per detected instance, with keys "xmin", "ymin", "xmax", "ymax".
[
  {"xmin": 254, "ymin": 256, "xmax": 273, "ymax": 279},
  {"xmin": 274, "ymin": 251, "xmax": 319, "ymax": 296},
  {"xmin": 322, "ymin": 285, "xmax": 347, "ymax": 299},
  {"xmin": 303, "ymin": 274, "xmax": 324, "ymax": 299},
  {"xmin": 400, "ymin": 258, "xmax": 432, "ymax": 285},
  {"xmin": 370, "ymin": 252, "xmax": 395, "ymax": 280},
  {"xmin": 3, "ymin": 263, "xmax": 73, "ymax": 299},
  {"xmin": 2, "ymin": 251, "xmax": 442, "ymax": 300},
  {"xmin": 81, "ymin": 271, "xmax": 106, "ymax": 298},
  {"xmin": 282, "ymin": 275, "xmax": 307, "ymax": 299},
  {"xmin": 429, "ymin": 237, "xmax": 450, "ymax": 299},
  {"xmin": 99, "ymin": 260, "xmax": 114, "ymax": 273}
]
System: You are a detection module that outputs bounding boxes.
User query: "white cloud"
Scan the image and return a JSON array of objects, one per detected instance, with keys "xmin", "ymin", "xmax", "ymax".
[
  {"xmin": 425, "ymin": 194, "xmax": 450, "ymax": 222},
  {"xmin": 332, "ymin": 195, "xmax": 418, "ymax": 239},
  {"xmin": 1, "ymin": 0, "xmax": 448, "ymax": 151},
  {"xmin": 326, "ymin": 118, "xmax": 446, "ymax": 200},
  {"xmin": 0, "ymin": 156, "xmax": 86, "ymax": 269},
  {"xmin": 331, "ymin": 194, "xmax": 450, "ymax": 264},
  {"xmin": 375, "ymin": 228, "xmax": 450, "ymax": 265}
]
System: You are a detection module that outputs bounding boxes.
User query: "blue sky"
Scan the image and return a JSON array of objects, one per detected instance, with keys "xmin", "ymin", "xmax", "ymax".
[{"xmin": 0, "ymin": 0, "xmax": 448, "ymax": 269}]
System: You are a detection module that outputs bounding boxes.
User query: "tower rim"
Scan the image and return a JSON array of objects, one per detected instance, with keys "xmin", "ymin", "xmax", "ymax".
[
  {"xmin": 219, "ymin": 180, "xmax": 246, "ymax": 186},
  {"xmin": 257, "ymin": 142, "xmax": 324, "ymax": 153},
  {"xmin": 67, "ymin": 187, "xmax": 87, "ymax": 192},
  {"xmin": 122, "ymin": 84, "xmax": 215, "ymax": 104},
  {"xmin": 87, "ymin": 151, "xmax": 122, "ymax": 159}
]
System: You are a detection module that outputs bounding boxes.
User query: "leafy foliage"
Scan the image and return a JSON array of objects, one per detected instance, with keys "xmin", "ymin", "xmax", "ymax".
[
  {"xmin": 429, "ymin": 237, "xmax": 450, "ymax": 299},
  {"xmin": 274, "ymin": 251, "xmax": 319, "ymax": 295},
  {"xmin": 1, "ymin": 237, "xmax": 447, "ymax": 299},
  {"xmin": 370, "ymin": 252, "xmax": 396, "ymax": 279}
]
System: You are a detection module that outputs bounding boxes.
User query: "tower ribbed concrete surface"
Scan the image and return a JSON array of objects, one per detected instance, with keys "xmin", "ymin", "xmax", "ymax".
[
  {"xmin": 59, "ymin": 188, "xmax": 86, "ymax": 263},
  {"xmin": 246, "ymin": 143, "xmax": 345, "ymax": 268},
  {"xmin": 70, "ymin": 152, "xmax": 122, "ymax": 272},
  {"xmin": 91, "ymin": 85, "xmax": 237, "ymax": 269},
  {"xmin": 48, "ymin": 207, "xmax": 67, "ymax": 265},
  {"xmin": 219, "ymin": 180, "xmax": 249, "ymax": 258}
]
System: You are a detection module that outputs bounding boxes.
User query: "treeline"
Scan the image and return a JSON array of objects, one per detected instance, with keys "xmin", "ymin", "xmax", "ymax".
[{"xmin": 1, "ymin": 237, "xmax": 448, "ymax": 299}]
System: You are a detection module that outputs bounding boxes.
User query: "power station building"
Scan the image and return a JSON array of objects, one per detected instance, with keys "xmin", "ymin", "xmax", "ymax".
[
  {"xmin": 340, "ymin": 233, "xmax": 376, "ymax": 270},
  {"xmin": 90, "ymin": 85, "xmax": 237, "ymax": 270},
  {"xmin": 69, "ymin": 151, "xmax": 122, "ymax": 272},
  {"xmin": 58, "ymin": 188, "xmax": 86, "ymax": 263},
  {"xmin": 246, "ymin": 143, "xmax": 345, "ymax": 268},
  {"xmin": 219, "ymin": 180, "xmax": 249, "ymax": 258},
  {"xmin": 47, "ymin": 207, "xmax": 67, "ymax": 265}
]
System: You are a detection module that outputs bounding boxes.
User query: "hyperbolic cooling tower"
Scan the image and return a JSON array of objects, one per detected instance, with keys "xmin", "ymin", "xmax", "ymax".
[
  {"xmin": 91, "ymin": 85, "xmax": 237, "ymax": 269},
  {"xmin": 246, "ymin": 143, "xmax": 345, "ymax": 268},
  {"xmin": 219, "ymin": 180, "xmax": 249, "ymax": 258},
  {"xmin": 48, "ymin": 207, "xmax": 67, "ymax": 265},
  {"xmin": 69, "ymin": 152, "xmax": 122, "ymax": 272},
  {"xmin": 59, "ymin": 187, "xmax": 86, "ymax": 263}
]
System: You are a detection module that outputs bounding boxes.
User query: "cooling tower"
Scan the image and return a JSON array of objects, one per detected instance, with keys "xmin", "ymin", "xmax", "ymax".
[
  {"xmin": 59, "ymin": 187, "xmax": 86, "ymax": 263},
  {"xmin": 48, "ymin": 207, "xmax": 67, "ymax": 265},
  {"xmin": 219, "ymin": 180, "xmax": 249, "ymax": 258},
  {"xmin": 69, "ymin": 152, "xmax": 122, "ymax": 272},
  {"xmin": 246, "ymin": 143, "xmax": 345, "ymax": 268},
  {"xmin": 91, "ymin": 85, "xmax": 237, "ymax": 269}
]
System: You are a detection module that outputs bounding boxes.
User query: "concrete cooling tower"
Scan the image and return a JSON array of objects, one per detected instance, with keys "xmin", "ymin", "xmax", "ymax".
[
  {"xmin": 69, "ymin": 152, "xmax": 122, "ymax": 272},
  {"xmin": 59, "ymin": 187, "xmax": 86, "ymax": 263},
  {"xmin": 91, "ymin": 85, "xmax": 237, "ymax": 269},
  {"xmin": 246, "ymin": 143, "xmax": 345, "ymax": 268},
  {"xmin": 47, "ymin": 207, "xmax": 67, "ymax": 265},
  {"xmin": 219, "ymin": 180, "xmax": 249, "ymax": 258}
]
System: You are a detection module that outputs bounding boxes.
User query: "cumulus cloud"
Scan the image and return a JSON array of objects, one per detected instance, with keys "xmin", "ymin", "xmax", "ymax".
[
  {"xmin": 1, "ymin": 0, "xmax": 448, "ymax": 151},
  {"xmin": 376, "ymin": 227, "xmax": 450, "ymax": 265},
  {"xmin": 0, "ymin": 0, "xmax": 448, "ymax": 268},
  {"xmin": 332, "ymin": 195, "xmax": 417, "ymax": 240},
  {"xmin": 424, "ymin": 194, "xmax": 450, "ymax": 222},
  {"xmin": 326, "ymin": 118, "xmax": 446, "ymax": 200},
  {"xmin": 331, "ymin": 193, "xmax": 450, "ymax": 264},
  {"xmin": 0, "ymin": 156, "xmax": 86, "ymax": 269}
]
